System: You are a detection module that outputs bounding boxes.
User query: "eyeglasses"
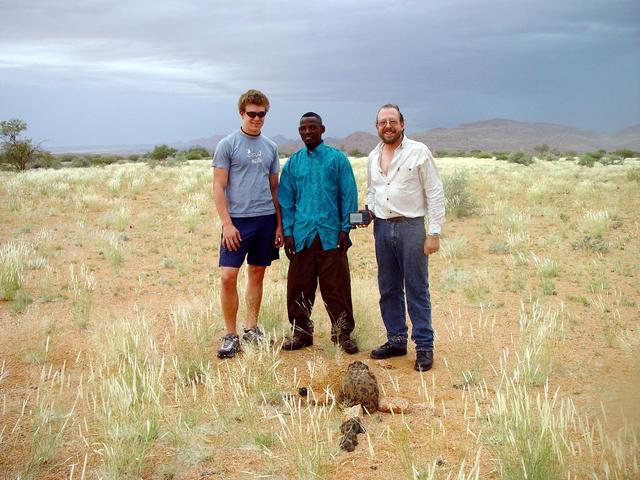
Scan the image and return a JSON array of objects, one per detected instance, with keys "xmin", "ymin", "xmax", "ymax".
[
  {"xmin": 377, "ymin": 119, "xmax": 399, "ymax": 127},
  {"xmin": 244, "ymin": 111, "xmax": 267, "ymax": 119}
]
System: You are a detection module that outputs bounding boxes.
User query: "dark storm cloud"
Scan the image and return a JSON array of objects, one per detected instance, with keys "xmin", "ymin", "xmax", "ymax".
[{"xmin": 0, "ymin": 0, "xmax": 638, "ymax": 144}]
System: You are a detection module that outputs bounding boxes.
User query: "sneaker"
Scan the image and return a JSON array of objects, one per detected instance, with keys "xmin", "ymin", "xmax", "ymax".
[
  {"xmin": 370, "ymin": 342, "xmax": 407, "ymax": 359},
  {"xmin": 242, "ymin": 326, "xmax": 264, "ymax": 344},
  {"xmin": 217, "ymin": 333, "xmax": 240, "ymax": 359}
]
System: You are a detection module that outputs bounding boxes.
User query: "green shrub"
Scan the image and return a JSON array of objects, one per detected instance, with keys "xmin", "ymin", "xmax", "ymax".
[
  {"xmin": 507, "ymin": 151, "xmax": 534, "ymax": 165},
  {"xmin": 468, "ymin": 150, "xmax": 493, "ymax": 159},
  {"xmin": 128, "ymin": 154, "xmax": 140, "ymax": 162},
  {"xmin": 452, "ymin": 149, "xmax": 467, "ymax": 157},
  {"xmin": 184, "ymin": 146, "xmax": 210, "ymax": 160},
  {"xmin": 150, "ymin": 144, "xmax": 177, "ymax": 160},
  {"xmin": 493, "ymin": 151, "xmax": 510, "ymax": 161},
  {"xmin": 443, "ymin": 169, "xmax": 480, "ymax": 218},
  {"xmin": 89, "ymin": 155, "xmax": 121, "ymax": 166},
  {"xmin": 626, "ymin": 167, "xmax": 640, "ymax": 182},
  {"xmin": 434, "ymin": 150, "xmax": 449, "ymax": 158},
  {"xmin": 614, "ymin": 149, "xmax": 637, "ymax": 159},
  {"xmin": 577, "ymin": 153, "xmax": 597, "ymax": 167},
  {"xmin": 347, "ymin": 149, "xmax": 366, "ymax": 158},
  {"xmin": 31, "ymin": 151, "xmax": 61, "ymax": 169},
  {"xmin": 71, "ymin": 156, "xmax": 92, "ymax": 168}
]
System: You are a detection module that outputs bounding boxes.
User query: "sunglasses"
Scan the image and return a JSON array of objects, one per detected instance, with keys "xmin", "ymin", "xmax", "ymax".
[{"xmin": 244, "ymin": 111, "xmax": 267, "ymax": 119}]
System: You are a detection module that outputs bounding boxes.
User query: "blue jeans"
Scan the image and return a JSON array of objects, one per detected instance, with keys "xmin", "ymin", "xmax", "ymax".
[{"xmin": 374, "ymin": 217, "xmax": 434, "ymax": 352}]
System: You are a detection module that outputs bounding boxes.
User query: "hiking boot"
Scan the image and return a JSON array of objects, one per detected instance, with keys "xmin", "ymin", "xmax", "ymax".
[
  {"xmin": 217, "ymin": 333, "xmax": 240, "ymax": 359},
  {"xmin": 339, "ymin": 338, "xmax": 359, "ymax": 355},
  {"xmin": 282, "ymin": 334, "xmax": 313, "ymax": 351},
  {"xmin": 370, "ymin": 342, "xmax": 407, "ymax": 360},
  {"xmin": 242, "ymin": 326, "xmax": 264, "ymax": 344},
  {"xmin": 414, "ymin": 350, "xmax": 434, "ymax": 372}
]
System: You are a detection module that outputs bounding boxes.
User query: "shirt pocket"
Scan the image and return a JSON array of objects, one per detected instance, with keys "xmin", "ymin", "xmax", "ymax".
[{"xmin": 395, "ymin": 165, "xmax": 417, "ymax": 185}]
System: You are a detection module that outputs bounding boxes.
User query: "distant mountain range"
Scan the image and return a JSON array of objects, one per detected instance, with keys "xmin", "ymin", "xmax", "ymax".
[{"xmin": 51, "ymin": 119, "xmax": 640, "ymax": 155}]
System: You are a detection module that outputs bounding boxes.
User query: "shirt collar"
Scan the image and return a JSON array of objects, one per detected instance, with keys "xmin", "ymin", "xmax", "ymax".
[
  {"xmin": 306, "ymin": 140, "xmax": 325, "ymax": 155},
  {"xmin": 239, "ymin": 127, "xmax": 261, "ymax": 138}
]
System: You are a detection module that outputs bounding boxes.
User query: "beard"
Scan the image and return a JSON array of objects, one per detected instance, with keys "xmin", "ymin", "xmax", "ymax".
[{"xmin": 379, "ymin": 128, "xmax": 404, "ymax": 145}]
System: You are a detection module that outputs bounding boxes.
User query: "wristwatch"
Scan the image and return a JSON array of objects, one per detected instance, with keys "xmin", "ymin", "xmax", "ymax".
[{"xmin": 429, "ymin": 233, "xmax": 440, "ymax": 238}]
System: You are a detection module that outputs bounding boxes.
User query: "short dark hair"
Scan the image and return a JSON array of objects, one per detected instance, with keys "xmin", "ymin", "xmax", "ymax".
[
  {"xmin": 301, "ymin": 112, "xmax": 323, "ymax": 124},
  {"xmin": 376, "ymin": 104, "xmax": 404, "ymax": 123}
]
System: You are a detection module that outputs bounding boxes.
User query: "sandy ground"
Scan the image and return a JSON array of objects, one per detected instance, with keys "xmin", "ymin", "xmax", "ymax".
[{"xmin": 0, "ymin": 158, "xmax": 638, "ymax": 479}]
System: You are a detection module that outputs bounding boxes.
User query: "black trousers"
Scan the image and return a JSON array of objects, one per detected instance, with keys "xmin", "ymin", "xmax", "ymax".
[{"xmin": 287, "ymin": 235, "xmax": 355, "ymax": 342}]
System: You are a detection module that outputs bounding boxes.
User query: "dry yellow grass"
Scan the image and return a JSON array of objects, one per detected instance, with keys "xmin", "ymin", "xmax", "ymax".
[{"xmin": 0, "ymin": 157, "xmax": 638, "ymax": 479}]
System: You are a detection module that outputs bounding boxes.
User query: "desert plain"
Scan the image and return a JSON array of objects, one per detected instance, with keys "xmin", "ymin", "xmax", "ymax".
[{"xmin": 0, "ymin": 156, "xmax": 639, "ymax": 479}]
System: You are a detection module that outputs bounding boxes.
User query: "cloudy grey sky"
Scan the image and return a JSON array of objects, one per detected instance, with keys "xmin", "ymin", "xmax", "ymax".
[{"xmin": 1, "ymin": 0, "xmax": 638, "ymax": 146}]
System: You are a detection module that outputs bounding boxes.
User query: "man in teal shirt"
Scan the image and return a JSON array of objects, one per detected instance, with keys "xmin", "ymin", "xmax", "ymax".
[{"xmin": 278, "ymin": 112, "xmax": 359, "ymax": 354}]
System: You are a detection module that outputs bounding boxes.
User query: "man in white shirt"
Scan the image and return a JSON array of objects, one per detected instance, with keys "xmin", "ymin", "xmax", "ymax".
[{"xmin": 366, "ymin": 104, "xmax": 445, "ymax": 371}]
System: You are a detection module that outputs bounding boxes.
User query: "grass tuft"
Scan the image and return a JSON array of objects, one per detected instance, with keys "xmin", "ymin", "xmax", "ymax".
[
  {"xmin": 0, "ymin": 241, "xmax": 31, "ymax": 301},
  {"xmin": 69, "ymin": 264, "xmax": 96, "ymax": 329},
  {"xmin": 443, "ymin": 169, "xmax": 480, "ymax": 218}
]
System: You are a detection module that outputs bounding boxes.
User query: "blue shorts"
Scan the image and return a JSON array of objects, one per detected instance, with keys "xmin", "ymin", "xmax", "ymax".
[{"xmin": 219, "ymin": 214, "xmax": 280, "ymax": 268}]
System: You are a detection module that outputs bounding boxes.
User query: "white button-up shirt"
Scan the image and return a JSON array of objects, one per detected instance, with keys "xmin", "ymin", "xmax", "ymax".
[{"xmin": 366, "ymin": 136, "xmax": 445, "ymax": 235}]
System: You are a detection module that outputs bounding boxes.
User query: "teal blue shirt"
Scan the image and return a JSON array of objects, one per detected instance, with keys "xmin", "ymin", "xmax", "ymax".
[{"xmin": 279, "ymin": 142, "xmax": 358, "ymax": 252}]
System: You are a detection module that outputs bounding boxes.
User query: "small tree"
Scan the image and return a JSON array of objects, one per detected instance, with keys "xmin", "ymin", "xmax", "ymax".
[
  {"xmin": 347, "ymin": 149, "xmax": 366, "ymax": 158},
  {"xmin": 0, "ymin": 118, "xmax": 42, "ymax": 170},
  {"xmin": 533, "ymin": 144, "xmax": 550, "ymax": 156},
  {"xmin": 149, "ymin": 144, "xmax": 177, "ymax": 160}
]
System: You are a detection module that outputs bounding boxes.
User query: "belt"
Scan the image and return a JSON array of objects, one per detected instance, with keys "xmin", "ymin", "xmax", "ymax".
[{"xmin": 381, "ymin": 216, "xmax": 420, "ymax": 222}]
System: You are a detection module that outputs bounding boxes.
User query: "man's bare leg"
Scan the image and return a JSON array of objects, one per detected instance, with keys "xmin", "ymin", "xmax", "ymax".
[
  {"xmin": 220, "ymin": 267, "xmax": 240, "ymax": 334},
  {"xmin": 245, "ymin": 265, "xmax": 267, "ymax": 329}
]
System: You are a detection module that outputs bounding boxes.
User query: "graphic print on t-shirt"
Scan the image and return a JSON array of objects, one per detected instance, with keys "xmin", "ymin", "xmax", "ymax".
[{"xmin": 247, "ymin": 148, "xmax": 263, "ymax": 164}]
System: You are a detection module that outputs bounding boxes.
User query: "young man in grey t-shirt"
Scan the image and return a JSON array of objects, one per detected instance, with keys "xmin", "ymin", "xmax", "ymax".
[{"xmin": 212, "ymin": 89, "xmax": 283, "ymax": 358}]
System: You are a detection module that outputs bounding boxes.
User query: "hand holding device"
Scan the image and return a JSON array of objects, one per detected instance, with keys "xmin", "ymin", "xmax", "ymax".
[{"xmin": 349, "ymin": 206, "xmax": 374, "ymax": 227}]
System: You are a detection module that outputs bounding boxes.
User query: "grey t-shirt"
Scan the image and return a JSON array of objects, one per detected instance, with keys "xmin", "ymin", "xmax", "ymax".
[{"xmin": 213, "ymin": 129, "xmax": 280, "ymax": 217}]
